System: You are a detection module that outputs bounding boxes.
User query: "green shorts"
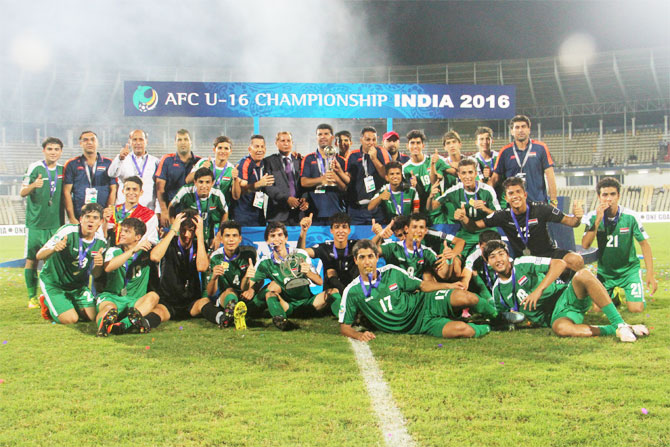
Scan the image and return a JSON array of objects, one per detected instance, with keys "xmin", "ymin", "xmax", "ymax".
[
  {"xmin": 285, "ymin": 296, "xmax": 316, "ymax": 317},
  {"xmin": 598, "ymin": 270, "xmax": 645, "ymax": 303},
  {"xmin": 39, "ymin": 279, "xmax": 95, "ymax": 320},
  {"xmin": 419, "ymin": 290, "xmax": 456, "ymax": 338},
  {"xmin": 25, "ymin": 228, "xmax": 57, "ymax": 260},
  {"xmin": 469, "ymin": 275, "xmax": 493, "ymax": 304},
  {"xmin": 550, "ymin": 282, "xmax": 592, "ymax": 326},
  {"xmin": 96, "ymin": 292, "xmax": 140, "ymax": 316}
]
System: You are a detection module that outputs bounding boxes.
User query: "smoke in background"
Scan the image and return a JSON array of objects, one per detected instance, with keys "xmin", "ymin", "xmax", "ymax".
[{"xmin": 0, "ymin": 0, "xmax": 390, "ymax": 154}]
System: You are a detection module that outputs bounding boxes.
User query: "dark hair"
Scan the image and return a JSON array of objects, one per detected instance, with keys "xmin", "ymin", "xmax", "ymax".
[
  {"xmin": 442, "ymin": 130, "xmax": 461, "ymax": 145},
  {"xmin": 510, "ymin": 115, "xmax": 531, "ymax": 128},
  {"xmin": 79, "ymin": 130, "xmax": 97, "ymax": 140},
  {"xmin": 502, "ymin": 176, "xmax": 526, "ymax": 192},
  {"xmin": 596, "ymin": 177, "xmax": 621, "ymax": 195},
  {"xmin": 219, "ymin": 220, "xmax": 242, "ymax": 235},
  {"xmin": 214, "ymin": 136, "xmax": 232, "ymax": 147},
  {"xmin": 168, "ymin": 205, "xmax": 179, "ymax": 220},
  {"xmin": 482, "ymin": 240, "xmax": 508, "ymax": 261},
  {"xmin": 457, "ymin": 158, "xmax": 478, "ymax": 171},
  {"xmin": 329, "ymin": 212, "xmax": 351, "ymax": 227},
  {"xmin": 42, "ymin": 137, "xmax": 63, "ymax": 149},
  {"xmin": 176, "ymin": 129, "xmax": 191, "ymax": 137},
  {"xmin": 475, "ymin": 127, "xmax": 493, "ymax": 138},
  {"xmin": 80, "ymin": 203, "xmax": 103, "ymax": 218},
  {"xmin": 250, "ymin": 134, "xmax": 265, "ymax": 142},
  {"xmin": 316, "ymin": 123, "xmax": 333, "ymax": 134},
  {"xmin": 264, "ymin": 221, "xmax": 287, "ymax": 241},
  {"xmin": 194, "ymin": 167, "xmax": 214, "ymax": 182},
  {"xmin": 353, "ymin": 239, "xmax": 379, "ymax": 258},
  {"xmin": 409, "ymin": 212, "xmax": 428, "ymax": 226},
  {"xmin": 120, "ymin": 217, "xmax": 147, "ymax": 237},
  {"xmin": 478, "ymin": 230, "xmax": 502, "ymax": 245},
  {"xmin": 335, "ymin": 130, "xmax": 351, "ymax": 141},
  {"xmin": 385, "ymin": 161, "xmax": 403, "ymax": 173},
  {"xmin": 123, "ymin": 176, "xmax": 143, "ymax": 189},
  {"xmin": 181, "ymin": 209, "xmax": 198, "ymax": 230},
  {"xmin": 392, "ymin": 215, "xmax": 410, "ymax": 232},
  {"xmin": 406, "ymin": 129, "xmax": 426, "ymax": 143},
  {"xmin": 361, "ymin": 126, "xmax": 377, "ymax": 136}
]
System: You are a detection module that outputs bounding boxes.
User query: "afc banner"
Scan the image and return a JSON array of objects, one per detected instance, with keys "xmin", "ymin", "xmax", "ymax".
[{"xmin": 124, "ymin": 81, "xmax": 516, "ymax": 119}]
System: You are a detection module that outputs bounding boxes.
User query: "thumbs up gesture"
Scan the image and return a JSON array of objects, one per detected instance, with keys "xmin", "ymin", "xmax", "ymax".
[
  {"xmin": 431, "ymin": 148, "xmax": 440, "ymax": 165},
  {"xmin": 33, "ymin": 174, "xmax": 44, "ymax": 189},
  {"xmin": 244, "ymin": 258, "xmax": 256, "ymax": 278},
  {"xmin": 54, "ymin": 234, "xmax": 68, "ymax": 252},
  {"xmin": 454, "ymin": 203, "xmax": 467, "ymax": 222},
  {"xmin": 300, "ymin": 213, "xmax": 313, "ymax": 232}
]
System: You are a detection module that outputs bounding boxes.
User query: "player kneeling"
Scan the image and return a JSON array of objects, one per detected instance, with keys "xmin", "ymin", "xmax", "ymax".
[
  {"xmin": 484, "ymin": 240, "xmax": 649, "ymax": 342},
  {"xmin": 205, "ymin": 220, "xmax": 259, "ymax": 329},
  {"xmin": 37, "ymin": 203, "xmax": 107, "ymax": 324},
  {"xmin": 95, "ymin": 218, "xmax": 161, "ymax": 336},
  {"xmin": 339, "ymin": 240, "xmax": 492, "ymax": 342}
]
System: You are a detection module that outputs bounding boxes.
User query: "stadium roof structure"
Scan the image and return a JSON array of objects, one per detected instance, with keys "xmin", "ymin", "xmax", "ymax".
[{"xmin": 1, "ymin": 47, "xmax": 668, "ymax": 127}]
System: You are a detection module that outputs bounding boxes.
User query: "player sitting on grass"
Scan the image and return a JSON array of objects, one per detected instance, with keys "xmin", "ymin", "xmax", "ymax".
[
  {"xmin": 150, "ymin": 210, "xmax": 215, "ymax": 324},
  {"xmin": 339, "ymin": 239, "xmax": 493, "ymax": 341},
  {"xmin": 458, "ymin": 230, "xmax": 504, "ymax": 302},
  {"xmin": 244, "ymin": 222, "xmax": 337, "ymax": 331},
  {"xmin": 581, "ymin": 177, "xmax": 657, "ymax": 313},
  {"xmin": 484, "ymin": 240, "xmax": 649, "ymax": 342},
  {"xmin": 205, "ymin": 220, "xmax": 259, "ymax": 329},
  {"xmin": 36, "ymin": 203, "xmax": 107, "ymax": 324},
  {"xmin": 95, "ymin": 218, "xmax": 161, "ymax": 336},
  {"xmin": 368, "ymin": 161, "xmax": 420, "ymax": 222}
]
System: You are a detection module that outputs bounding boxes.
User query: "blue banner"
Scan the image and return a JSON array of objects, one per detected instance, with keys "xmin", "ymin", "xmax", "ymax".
[{"xmin": 125, "ymin": 81, "xmax": 515, "ymax": 119}]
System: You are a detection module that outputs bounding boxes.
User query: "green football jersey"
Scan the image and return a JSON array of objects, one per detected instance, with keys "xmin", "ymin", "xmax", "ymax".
[
  {"xmin": 434, "ymin": 156, "xmax": 460, "ymax": 190},
  {"xmin": 491, "ymin": 256, "xmax": 565, "ymax": 327},
  {"xmin": 582, "ymin": 206, "xmax": 648, "ymax": 281},
  {"xmin": 192, "ymin": 160, "xmax": 235, "ymax": 195},
  {"xmin": 435, "ymin": 182, "xmax": 501, "ymax": 246},
  {"xmin": 464, "ymin": 247, "xmax": 497, "ymax": 290},
  {"xmin": 381, "ymin": 240, "xmax": 437, "ymax": 278},
  {"xmin": 103, "ymin": 247, "xmax": 150, "ymax": 297},
  {"xmin": 402, "ymin": 156, "xmax": 452, "ymax": 224},
  {"xmin": 474, "ymin": 151, "xmax": 498, "ymax": 178},
  {"xmin": 22, "ymin": 161, "xmax": 63, "ymax": 229},
  {"xmin": 252, "ymin": 248, "xmax": 313, "ymax": 301},
  {"xmin": 339, "ymin": 264, "xmax": 425, "ymax": 334},
  {"xmin": 208, "ymin": 245, "xmax": 257, "ymax": 294},
  {"xmin": 170, "ymin": 186, "xmax": 228, "ymax": 242},
  {"xmin": 371, "ymin": 184, "xmax": 419, "ymax": 218},
  {"xmin": 40, "ymin": 224, "xmax": 107, "ymax": 289}
]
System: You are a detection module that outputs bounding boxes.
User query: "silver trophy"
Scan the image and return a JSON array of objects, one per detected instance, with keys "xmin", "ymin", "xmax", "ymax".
[
  {"xmin": 279, "ymin": 252, "xmax": 311, "ymax": 290},
  {"xmin": 323, "ymin": 145, "xmax": 338, "ymax": 186}
]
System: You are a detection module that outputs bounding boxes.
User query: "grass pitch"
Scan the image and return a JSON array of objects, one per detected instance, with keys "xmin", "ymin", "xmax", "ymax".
[{"xmin": 1, "ymin": 224, "xmax": 669, "ymax": 446}]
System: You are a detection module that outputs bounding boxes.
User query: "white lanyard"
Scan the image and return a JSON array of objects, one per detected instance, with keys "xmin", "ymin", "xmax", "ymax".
[
  {"xmin": 512, "ymin": 142, "xmax": 532, "ymax": 173},
  {"xmin": 84, "ymin": 158, "xmax": 97, "ymax": 187}
]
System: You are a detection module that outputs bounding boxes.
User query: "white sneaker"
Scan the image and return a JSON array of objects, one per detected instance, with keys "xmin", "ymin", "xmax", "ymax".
[
  {"xmin": 630, "ymin": 324, "xmax": 649, "ymax": 337},
  {"xmin": 616, "ymin": 324, "xmax": 637, "ymax": 343}
]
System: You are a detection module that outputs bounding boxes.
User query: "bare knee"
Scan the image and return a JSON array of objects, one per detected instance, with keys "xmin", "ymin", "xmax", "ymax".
[
  {"xmin": 58, "ymin": 310, "xmax": 79, "ymax": 325},
  {"xmin": 450, "ymin": 290, "xmax": 478, "ymax": 308},
  {"xmin": 442, "ymin": 321, "xmax": 475, "ymax": 338},
  {"xmin": 146, "ymin": 292, "xmax": 160, "ymax": 307},
  {"xmin": 627, "ymin": 302, "xmax": 644, "ymax": 313}
]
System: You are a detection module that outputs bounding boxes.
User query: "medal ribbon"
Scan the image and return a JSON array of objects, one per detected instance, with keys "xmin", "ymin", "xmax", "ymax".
[
  {"xmin": 131, "ymin": 154, "xmax": 148, "ymax": 177},
  {"xmin": 390, "ymin": 187, "xmax": 404, "ymax": 214},
  {"xmin": 271, "ymin": 243, "xmax": 290, "ymax": 264},
  {"xmin": 604, "ymin": 206, "xmax": 621, "ymax": 233},
  {"xmin": 510, "ymin": 206, "xmax": 530, "ymax": 248},
  {"xmin": 403, "ymin": 240, "xmax": 423, "ymax": 258},
  {"xmin": 123, "ymin": 251, "xmax": 141, "ymax": 287},
  {"xmin": 78, "ymin": 234, "xmax": 94, "ymax": 270},
  {"xmin": 223, "ymin": 250, "xmax": 239, "ymax": 263},
  {"xmin": 463, "ymin": 183, "xmax": 479, "ymax": 205},
  {"xmin": 213, "ymin": 164, "xmax": 228, "ymax": 187},
  {"xmin": 316, "ymin": 150, "xmax": 328, "ymax": 175},
  {"xmin": 177, "ymin": 238, "xmax": 195, "ymax": 261},
  {"xmin": 498, "ymin": 266, "xmax": 520, "ymax": 311},
  {"xmin": 359, "ymin": 271, "xmax": 381, "ymax": 298},
  {"xmin": 332, "ymin": 243, "xmax": 349, "ymax": 270},
  {"xmin": 41, "ymin": 161, "xmax": 57, "ymax": 199}
]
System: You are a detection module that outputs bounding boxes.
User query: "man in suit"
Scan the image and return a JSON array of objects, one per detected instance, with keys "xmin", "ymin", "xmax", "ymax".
[{"xmin": 264, "ymin": 131, "xmax": 308, "ymax": 225}]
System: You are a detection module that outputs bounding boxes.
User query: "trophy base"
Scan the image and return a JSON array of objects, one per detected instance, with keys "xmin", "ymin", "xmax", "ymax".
[{"xmin": 285, "ymin": 278, "xmax": 311, "ymax": 290}]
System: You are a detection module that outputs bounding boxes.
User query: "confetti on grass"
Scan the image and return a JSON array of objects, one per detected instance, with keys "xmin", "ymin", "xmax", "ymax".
[
  {"xmin": 2, "ymin": 340, "xmax": 7, "ymax": 345},
  {"xmin": 0, "ymin": 379, "xmax": 4, "ymax": 384},
  {"xmin": 179, "ymin": 326, "xmax": 183, "ymax": 330},
  {"xmin": 499, "ymin": 362, "xmax": 505, "ymax": 365},
  {"xmin": 145, "ymin": 346, "xmax": 150, "ymax": 350},
  {"xmin": 641, "ymin": 408, "xmax": 648, "ymax": 415},
  {"xmin": 437, "ymin": 344, "xmax": 443, "ymax": 348}
]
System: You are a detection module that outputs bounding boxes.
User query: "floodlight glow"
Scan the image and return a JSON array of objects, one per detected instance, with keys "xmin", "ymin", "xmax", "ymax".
[
  {"xmin": 9, "ymin": 35, "xmax": 50, "ymax": 72},
  {"xmin": 558, "ymin": 33, "xmax": 596, "ymax": 70}
]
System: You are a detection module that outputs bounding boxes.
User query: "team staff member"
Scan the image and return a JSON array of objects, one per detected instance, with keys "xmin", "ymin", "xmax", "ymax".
[
  {"xmin": 300, "ymin": 124, "xmax": 348, "ymax": 225},
  {"xmin": 265, "ymin": 131, "xmax": 308, "ymax": 225},
  {"xmin": 456, "ymin": 177, "xmax": 584, "ymax": 271},
  {"xmin": 21, "ymin": 137, "xmax": 64, "ymax": 308},
  {"xmin": 155, "ymin": 129, "xmax": 201, "ymax": 227},
  {"xmin": 383, "ymin": 131, "xmax": 409, "ymax": 164},
  {"xmin": 492, "ymin": 115, "xmax": 557, "ymax": 204},
  {"xmin": 107, "ymin": 129, "xmax": 160, "ymax": 211},
  {"xmin": 37, "ymin": 203, "xmax": 107, "ymax": 324},
  {"xmin": 235, "ymin": 135, "xmax": 274, "ymax": 226},
  {"xmin": 345, "ymin": 126, "xmax": 391, "ymax": 224},
  {"xmin": 63, "ymin": 131, "xmax": 117, "ymax": 223},
  {"xmin": 335, "ymin": 130, "xmax": 352, "ymax": 158}
]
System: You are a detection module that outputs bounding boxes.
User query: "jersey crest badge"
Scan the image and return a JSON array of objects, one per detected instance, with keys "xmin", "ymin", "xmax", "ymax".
[
  {"xmin": 620, "ymin": 227, "xmax": 630, "ymax": 233},
  {"xmin": 389, "ymin": 283, "xmax": 398, "ymax": 291},
  {"xmin": 517, "ymin": 275, "xmax": 529, "ymax": 286}
]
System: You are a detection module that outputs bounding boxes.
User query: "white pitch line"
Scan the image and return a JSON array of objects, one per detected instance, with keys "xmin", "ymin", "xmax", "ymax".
[{"xmin": 348, "ymin": 339, "xmax": 417, "ymax": 447}]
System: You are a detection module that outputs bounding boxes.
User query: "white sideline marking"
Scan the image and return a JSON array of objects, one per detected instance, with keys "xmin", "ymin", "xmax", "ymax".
[{"xmin": 349, "ymin": 339, "xmax": 417, "ymax": 447}]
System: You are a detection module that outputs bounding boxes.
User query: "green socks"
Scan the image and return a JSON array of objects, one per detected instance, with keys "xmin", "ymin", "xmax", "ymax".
[
  {"xmin": 473, "ymin": 296, "xmax": 498, "ymax": 319},
  {"xmin": 596, "ymin": 324, "xmax": 616, "ymax": 336},
  {"xmin": 266, "ymin": 295, "xmax": 286, "ymax": 319},
  {"xmin": 601, "ymin": 303, "xmax": 625, "ymax": 326},
  {"xmin": 222, "ymin": 292, "xmax": 238, "ymax": 308},
  {"xmin": 24, "ymin": 268, "xmax": 38, "ymax": 298},
  {"xmin": 468, "ymin": 323, "xmax": 491, "ymax": 338}
]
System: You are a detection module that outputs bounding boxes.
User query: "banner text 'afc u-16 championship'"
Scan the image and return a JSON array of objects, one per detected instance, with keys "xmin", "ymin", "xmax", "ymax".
[{"xmin": 124, "ymin": 81, "xmax": 515, "ymax": 119}]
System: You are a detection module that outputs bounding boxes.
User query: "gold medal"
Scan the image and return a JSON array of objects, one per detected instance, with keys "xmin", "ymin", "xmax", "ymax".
[
  {"xmin": 222, "ymin": 262, "xmax": 229, "ymax": 270},
  {"xmin": 469, "ymin": 199, "xmax": 475, "ymax": 206}
]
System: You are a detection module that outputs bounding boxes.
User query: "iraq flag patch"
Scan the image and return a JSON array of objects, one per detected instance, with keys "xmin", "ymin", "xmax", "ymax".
[{"xmin": 518, "ymin": 275, "xmax": 529, "ymax": 286}]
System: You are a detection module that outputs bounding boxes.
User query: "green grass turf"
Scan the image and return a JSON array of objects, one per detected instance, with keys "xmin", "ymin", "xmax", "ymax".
[
  {"xmin": 0, "ymin": 224, "xmax": 669, "ymax": 446},
  {"xmin": 0, "ymin": 236, "xmax": 24, "ymax": 263}
]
